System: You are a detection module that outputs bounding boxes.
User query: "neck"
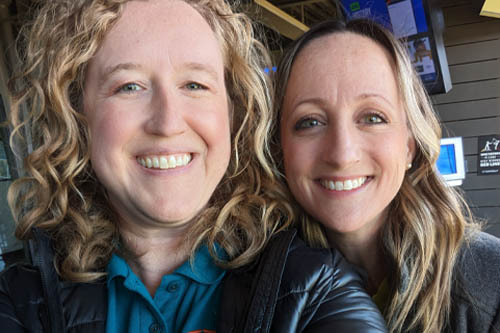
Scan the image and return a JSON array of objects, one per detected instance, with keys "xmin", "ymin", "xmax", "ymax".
[
  {"xmin": 327, "ymin": 228, "xmax": 386, "ymax": 295},
  {"xmin": 118, "ymin": 222, "xmax": 190, "ymax": 297}
]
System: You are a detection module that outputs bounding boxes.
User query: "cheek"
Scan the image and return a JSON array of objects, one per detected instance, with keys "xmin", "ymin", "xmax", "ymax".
[
  {"xmin": 87, "ymin": 109, "xmax": 135, "ymax": 170},
  {"xmin": 205, "ymin": 103, "xmax": 231, "ymax": 167},
  {"xmin": 282, "ymin": 137, "xmax": 310, "ymax": 189},
  {"xmin": 380, "ymin": 140, "xmax": 408, "ymax": 185},
  {"xmin": 281, "ymin": 134, "xmax": 296, "ymax": 177}
]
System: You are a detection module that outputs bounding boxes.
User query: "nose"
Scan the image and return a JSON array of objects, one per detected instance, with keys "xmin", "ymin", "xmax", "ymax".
[
  {"xmin": 144, "ymin": 85, "xmax": 187, "ymax": 137},
  {"xmin": 322, "ymin": 119, "xmax": 361, "ymax": 169}
]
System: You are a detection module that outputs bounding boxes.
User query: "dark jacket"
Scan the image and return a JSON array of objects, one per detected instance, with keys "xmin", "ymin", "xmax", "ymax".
[
  {"xmin": 0, "ymin": 228, "xmax": 387, "ymax": 332},
  {"xmin": 395, "ymin": 231, "xmax": 500, "ymax": 333},
  {"xmin": 445, "ymin": 232, "xmax": 500, "ymax": 333}
]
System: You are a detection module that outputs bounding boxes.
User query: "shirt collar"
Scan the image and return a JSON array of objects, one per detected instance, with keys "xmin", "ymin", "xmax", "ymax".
[
  {"xmin": 107, "ymin": 253, "xmax": 132, "ymax": 286},
  {"xmin": 106, "ymin": 245, "xmax": 225, "ymax": 286},
  {"xmin": 175, "ymin": 244, "xmax": 225, "ymax": 285}
]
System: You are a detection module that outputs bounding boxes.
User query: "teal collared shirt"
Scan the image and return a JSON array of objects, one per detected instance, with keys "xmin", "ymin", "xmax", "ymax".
[{"xmin": 106, "ymin": 246, "xmax": 225, "ymax": 333}]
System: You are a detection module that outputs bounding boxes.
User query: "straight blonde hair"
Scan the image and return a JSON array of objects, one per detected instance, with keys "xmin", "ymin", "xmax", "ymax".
[{"xmin": 272, "ymin": 19, "xmax": 478, "ymax": 332}]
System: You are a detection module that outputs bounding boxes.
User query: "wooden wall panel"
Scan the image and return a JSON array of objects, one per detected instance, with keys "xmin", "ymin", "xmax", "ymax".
[
  {"xmin": 465, "ymin": 155, "xmax": 477, "ymax": 173},
  {"xmin": 441, "ymin": 117, "xmax": 500, "ymax": 137},
  {"xmin": 466, "ymin": 189, "xmax": 500, "ymax": 207},
  {"xmin": 438, "ymin": 0, "xmax": 473, "ymax": 7},
  {"xmin": 484, "ymin": 221, "xmax": 500, "ymax": 236},
  {"xmin": 462, "ymin": 137, "xmax": 478, "ymax": 155},
  {"xmin": 433, "ymin": 79, "xmax": 500, "ymax": 104},
  {"xmin": 446, "ymin": 39, "xmax": 500, "ymax": 65},
  {"xmin": 436, "ymin": 0, "xmax": 500, "ymax": 237},
  {"xmin": 436, "ymin": 98, "xmax": 500, "ymax": 122},
  {"xmin": 443, "ymin": 3, "xmax": 491, "ymax": 27},
  {"xmin": 444, "ymin": 20, "xmax": 500, "ymax": 46},
  {"xmin": 449, "ymin": 59, "xmax": 500, "ymax": 83},
  {"xmin": 462, "ymin": 175, "xmax": 500, "ymax": 190},
  {"xmin": 472, "ymin": 207, "xmax": 500, "ymax": 225}
]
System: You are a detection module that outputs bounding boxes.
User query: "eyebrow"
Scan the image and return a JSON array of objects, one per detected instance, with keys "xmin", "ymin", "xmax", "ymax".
[
  {"xmin": 293, "ymin": 94, "xmax": 395, "ymax": 108},
  {"xmin": 98, "ymin": 61, "xmax": 221, "ymax": 85},
  {"xmin": 99, "ymin": 62, "xmax": 143, "ymax": 86},
  {"xmin": 356, "ymin": 93, "xmax": 396, "ymax": 108},
  {"xmin": 183, "ymin": 62, "xmax": 220, "ymax": 82},
  {"xmin": 292, "ymin": 97, "xmax": 328, "ymax": 110}
]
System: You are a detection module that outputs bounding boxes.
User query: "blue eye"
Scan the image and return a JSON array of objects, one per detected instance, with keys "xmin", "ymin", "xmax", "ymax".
[
  {"xmin": 186, "ymin": 82, "xmax": 205, "ymax": 90},
  {"xmin": 117, "ymin": 83, "xmax": 141, "ymax": 93},
  {"xmin": 295, "ymin": 117, "xmax": 323, "ymax": 130}
]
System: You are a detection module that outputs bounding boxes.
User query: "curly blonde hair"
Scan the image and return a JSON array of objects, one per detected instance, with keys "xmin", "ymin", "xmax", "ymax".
[
  {"xmin": 273, "ymin": 19, "xmax": 478, "ymax": 332},
  {"xmin": 8, "ymin": 0, "xmax": 293, "ymax": 282}
]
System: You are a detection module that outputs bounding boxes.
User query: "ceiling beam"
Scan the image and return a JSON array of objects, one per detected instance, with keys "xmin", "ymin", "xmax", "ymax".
[{"xmin": 244, "ymin": 0, "xmax": 309, "ymax": 40}]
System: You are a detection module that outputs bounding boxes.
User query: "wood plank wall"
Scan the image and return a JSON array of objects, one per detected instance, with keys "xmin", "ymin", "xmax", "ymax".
[{"xmin": 434, "ymin": 0, "xmax": 500, "ymax": 236}]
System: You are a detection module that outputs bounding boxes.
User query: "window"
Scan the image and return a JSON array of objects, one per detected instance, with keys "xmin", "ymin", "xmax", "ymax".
[{"xmin": 0, "ymin": 95, "xmax": 23, "ymax": 271}]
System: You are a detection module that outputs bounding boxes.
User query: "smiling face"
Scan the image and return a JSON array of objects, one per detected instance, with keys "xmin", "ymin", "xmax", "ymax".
[
  {"xmin": 280, "ymin": 32, "xmax": 415, "ymax": 241},
  {"xmin": 83, "ymin": 0, "xmax": 230, "ymax": 231}
]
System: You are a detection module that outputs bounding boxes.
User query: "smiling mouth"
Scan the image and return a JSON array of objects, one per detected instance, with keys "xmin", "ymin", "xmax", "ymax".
[
  {"xmin": 136, "ymin": 153, "xmax": 192, "ymax": 170},
  {"xmin": 319, "ymin": 177, "xmax": 367, "ymax": 191}
]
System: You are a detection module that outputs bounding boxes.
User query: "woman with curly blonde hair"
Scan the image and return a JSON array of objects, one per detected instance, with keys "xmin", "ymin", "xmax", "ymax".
[
  {"xmin": 0, "ymin": 1, "xmax": 387, "ymax": 332},
  {"xmin": 275, "ymin": 19, "xmax": 500, "ymax": 332}
]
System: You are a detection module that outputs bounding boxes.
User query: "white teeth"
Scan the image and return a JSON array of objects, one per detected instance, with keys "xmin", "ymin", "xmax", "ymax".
[
  {"xmin": 160, "ymin": 156, "xmax": 168, "ymax": 169},
  {"xmin": 137, "ymin": 154, "xmax": 192, "ymax": 170},
  {"xmin": 320, "ymin": 177, "xmax": 367, "ymax": 192},
  {"xmin": 335, "ymin": 181, "xmax": 343, "ymax": 191},
  {"xmin": 168, "ymin": 156, "xmax": 176, "ymax": 168}
]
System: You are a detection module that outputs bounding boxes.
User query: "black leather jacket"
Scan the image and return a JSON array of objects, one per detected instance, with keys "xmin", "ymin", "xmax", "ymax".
[{"xmin": 0, "ymin": 228, "xmax": 387, "ymax": 332}]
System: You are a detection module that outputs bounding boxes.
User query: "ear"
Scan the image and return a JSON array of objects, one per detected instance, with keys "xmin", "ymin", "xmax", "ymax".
[{"xmin": 406, "ymin": 134, "xmax": 416, "ymax": 165}]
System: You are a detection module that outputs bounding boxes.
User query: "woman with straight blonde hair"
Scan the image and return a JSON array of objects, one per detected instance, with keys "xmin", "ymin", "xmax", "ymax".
[
  {"xmin": 0, "ymin": 1, "xmax": 386, "ymax": 332},
  {"xmin": 275, "ymin": 19, "xmax": 500, "ymax": 332}
]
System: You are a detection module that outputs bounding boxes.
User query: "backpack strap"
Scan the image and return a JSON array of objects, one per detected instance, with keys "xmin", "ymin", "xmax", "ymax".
[
  {"xmin": 241, "ymin": 229, "xmax": 296, "ymax": 332},
  {"xmin": 30, "ymin": 228, "xmax": 66, "ymax": 333}
]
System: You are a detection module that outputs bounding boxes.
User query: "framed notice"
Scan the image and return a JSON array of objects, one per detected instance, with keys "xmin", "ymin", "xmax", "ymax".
[{"xmin": 478, "ymin": 134, "xmax": 500, "ymax": 175}]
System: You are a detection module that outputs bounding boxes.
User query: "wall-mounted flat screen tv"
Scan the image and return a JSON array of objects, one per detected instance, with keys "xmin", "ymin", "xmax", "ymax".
[{"xmin": 341, "ymin": 0, "xmax": 452, "ymax": 95}]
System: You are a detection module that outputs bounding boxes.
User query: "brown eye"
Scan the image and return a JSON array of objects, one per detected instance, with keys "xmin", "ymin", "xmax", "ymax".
[{"xmin": 362, "ymin": 113, "xmax": 385, "ymax": 124}]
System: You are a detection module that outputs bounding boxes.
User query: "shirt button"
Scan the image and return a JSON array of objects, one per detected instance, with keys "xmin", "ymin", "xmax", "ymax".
[
  {"xmin": 167, "ymin": 282, "xmax": 179, "ymax": 292},
  {"xmin": 149, "ymin": 322, "xmax": 162, "ymax": 333}
]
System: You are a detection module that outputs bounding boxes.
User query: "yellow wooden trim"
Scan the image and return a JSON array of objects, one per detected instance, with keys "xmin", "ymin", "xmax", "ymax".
[
  {"xmin": 480, "ymin": 0, "xmax": 500, "ymax": 19},
  {"xmin": 247, "ymin": 0, "xmax": 309, "ymax": 40}
]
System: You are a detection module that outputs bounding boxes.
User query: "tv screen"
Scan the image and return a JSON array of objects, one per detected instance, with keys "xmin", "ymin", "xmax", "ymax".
[
  {"xmin": 437, "ymin": 144, "xmax": 457, "ymax": 175},
  {"xmin": 436, "ymin": 137, "xmax": 466, "ymax": 186}
]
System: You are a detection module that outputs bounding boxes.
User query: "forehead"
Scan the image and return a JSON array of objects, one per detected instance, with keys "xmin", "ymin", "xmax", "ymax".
[
  {"xmin": 91, "ymin": 0, "xmax": 224, "ymax": 73},
  {"xmin": 295, "ymin": 32, "xmax": 396, "ymax": 82},
  {"xmin": 286, "ymin": 32, "xmax": 400, "ymax": 106}
]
